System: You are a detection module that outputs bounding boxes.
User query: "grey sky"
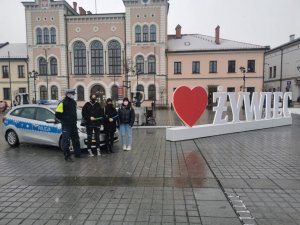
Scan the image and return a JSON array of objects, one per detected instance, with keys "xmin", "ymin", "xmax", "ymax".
[{"xmin": 0, "ymin": 0, "xmax": 299, "ymax": 49}]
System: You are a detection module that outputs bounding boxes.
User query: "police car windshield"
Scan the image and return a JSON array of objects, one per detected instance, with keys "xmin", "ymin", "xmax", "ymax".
[{"xmin": 50, "ymin": 108, "xmax": 82, "ymax": 121}]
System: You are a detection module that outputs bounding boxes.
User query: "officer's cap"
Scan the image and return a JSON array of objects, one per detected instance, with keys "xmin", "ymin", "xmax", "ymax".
[{"xmin": 65, "ymin": 89, "xmax": 76, "ymax": 95}]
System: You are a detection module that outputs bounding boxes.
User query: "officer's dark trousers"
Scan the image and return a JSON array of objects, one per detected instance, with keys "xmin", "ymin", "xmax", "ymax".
[
  {"xmin": 86, "ymin": 126, "xmax": 101, "ymax": 150},
  {"xmin": 62, "ymin": 124, "xmax": 81, "ymax": 159}
]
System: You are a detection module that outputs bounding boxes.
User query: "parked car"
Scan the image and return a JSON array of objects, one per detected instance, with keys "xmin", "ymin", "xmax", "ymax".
[{"xmin": 2, "ymin": 102, "xmax": 118, "ymax": 150}]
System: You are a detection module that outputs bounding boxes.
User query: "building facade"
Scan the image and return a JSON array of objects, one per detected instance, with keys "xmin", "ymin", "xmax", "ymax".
[
  {"xmin": 167, "ymin": 26, "xmax": 268, "ymax": 105},
  {"xmin": 22, "ymin": 0, "xmax": 267, "ymax": 107},
  {"xmin": 264, "ymin": 35, "xmax": 300, "ymax": 102},
  {"xmin": 23, "ymin": 0, "xmax": 168, "ymax": 106},
  {"xmin": 0, "ymin": 42, "xmax": 28, "ymax": 106}
]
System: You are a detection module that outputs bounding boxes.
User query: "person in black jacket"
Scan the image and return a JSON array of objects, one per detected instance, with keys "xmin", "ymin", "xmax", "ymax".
[
  {"xmin": 82, "ymin": 94, "xmax": 104, "ymax": 156},
  {"xmin": 104, "ymin": 98, "xmax": 118, "ymax": 153},
  {"xmin": 118, "ymin": 97, "xmax": 135, "ymax": 151},
  {"xmin": 55, "ymin": 89, "xmax": 81, "ymax": 162}
]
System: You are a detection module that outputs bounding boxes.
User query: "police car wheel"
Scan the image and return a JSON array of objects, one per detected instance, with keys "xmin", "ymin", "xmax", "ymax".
[{"xmin": 6, "ymin": 130, "xmax": 20, "ymax": 147}]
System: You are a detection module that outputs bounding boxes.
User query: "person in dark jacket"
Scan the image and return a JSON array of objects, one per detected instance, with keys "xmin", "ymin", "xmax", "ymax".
[
  {"xmin": 104, "ymin": 98, "xmax": 118, "ymax": 153},
  {"xmin": 55, "ymin": 89, "xmax": 81, "ymax": 162},
  {"xmin": 118, "ymin": 97, "xmax": 135, "ymax": 151},
  {"xmin": 82, "ymin": 94, "xmax": 104, "ymax": 156}
]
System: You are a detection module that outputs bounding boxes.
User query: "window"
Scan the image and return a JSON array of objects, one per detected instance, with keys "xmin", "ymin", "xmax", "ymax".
[
  {"xmin": 51, "ymin": 86, "xmax": 58, "ymax": 100},
  {"xmin": 273, "ymin": 66, "xmax": 276, "ymax": 78},
  {"xmin": 77, "ymin": 86, "xmax": 84, "ymax": 101},
  {"xmin": 174, "ymin": 62, "xmax": 181, "ymax": 74},
  {"xmin": 135, "ymin": 25, "xmax": 141, "ymax": 42},
  {"xmin": 40, "ymin": 86, "xmax": 47, "ymax": 100},
  {"xmin": 43, "ymin": 28, "xmax": 49, "ymax": 44},
  {"xmin": 209, "ymin": 61, "xmax": 217, "ymax": 73},
  {"xmin": 2, "ymin": 66, "xmax": 9, "ymax": 78},
  {"xmin": 136, "ymin": 55, "xmax": 144, "ymax": 74},
  {"xmin": 108, "ymin": 40, "xmax": 121, "ymax": 75},
  {"xmin": 148, "ymin": 84, "xmax": 156, "ymax": 100},
  {"xmin": 247, "ymin": 60, "xmax": 255, "ymax": 72},
  {"xmin": 192, "ymin": 61, "xmax": 200, "ymax": 74},
  {"xmin": 50, "ymin": 27, "xmax": 56, "ymax": 44},
  {"xmin": 269, "ymin": 67, "xmax": 272, "ymax": 78},
  {"xmin": 10, "ymin": 108, "xmax": 22, "ymax": 117},
  {"xmin": 50, "ymin": 58, "xmax": 57, "ymax": 75},
  {"xmin": 36, "ymin": 108, "xmax": 55, "ymax": 121},
  {"xmin": 19, "ymin": 107, "xmax": 36, "ymax": 120},
  {"xmin": 18, "ymin": 65, "xmax": 25, "ymax": 78},
  {"xmin": 150, "ymin": 25, "xmax": 156, "ymax": 42},
  {"xmin": 73, "ymin": 41, "xmax": 86, "ymax": 75},
  {"xmin": 3, "ymin": 88, "xmax": 10, "ymax": 100},
  {"xmin": 228, "ymin": 60, "xmax": 236, "ymax": 73},
  {"xmin": 91, "ymin": 41, "xmax": 104, "ymax": 75},
  {"xmin": 39, "ymin": 57, "xmax": 47, "ymax": 75},
  {"xmin": 143, "ymin": 25, "xmax": 149, "ymax": 42},
  {"xmin": 111, "ymin": 85, "xmax": 118, "ymax": 102},
  {"xmin": 19, "ymin": 88, "xmax": 26, "ymax": 93},
  {"xmin": 137, "ymin": 84, "xmax": 144, "ymax": 92},
  {"xmin": 227, "ymin": 87, "xmax": 235, "ymax": 101},
  {"xmin": 36, "ymin": 28, "xmax": 42, "ymax": 44},
  {"xmin": 148, "ymin": 55, "xmax": 156, "ymax": 74}
]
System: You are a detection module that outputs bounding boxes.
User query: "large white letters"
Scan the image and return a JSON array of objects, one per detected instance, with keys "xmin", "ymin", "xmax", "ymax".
[{"xmin": 213, "ymin": 88, "xmax": 292, "ymax": 125}]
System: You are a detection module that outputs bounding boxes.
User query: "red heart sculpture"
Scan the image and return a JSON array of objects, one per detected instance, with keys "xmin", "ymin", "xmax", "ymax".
[{"xmin": 173, "ymin": 86, "xmax": 208, "ymax": 127}]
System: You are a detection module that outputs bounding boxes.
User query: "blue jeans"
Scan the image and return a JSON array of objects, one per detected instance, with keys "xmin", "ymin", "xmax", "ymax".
[{"xmin": 119, "ymin": 123, "xmax": 132, "ymax": 146}]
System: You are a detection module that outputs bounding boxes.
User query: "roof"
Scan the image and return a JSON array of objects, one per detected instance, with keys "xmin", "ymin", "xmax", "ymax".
[
  {"xmin": 167, "ymin": 34, "xmax": 268, "ymax": 53},
  {"xmin": 0, "ymin": 43, "xmax": 27, "ymax": 59},
  {"xmin": 266, "ymin": 37, "xmax": 300, "ymax": 54}
]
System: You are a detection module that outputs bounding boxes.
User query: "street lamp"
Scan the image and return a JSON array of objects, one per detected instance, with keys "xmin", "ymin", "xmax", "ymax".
[
  {"xmin": 240, "ymin": 66, "xmax": 246, "ymax": 92},
  {"xmin": 29, "ymin": 70, "xmax": 39, "ymax": 103}
]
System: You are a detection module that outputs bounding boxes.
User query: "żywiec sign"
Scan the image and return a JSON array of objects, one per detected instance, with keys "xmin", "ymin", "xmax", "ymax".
[{"xmin": 166, "ymin": 86, "xmax": 292, "ymax": 141}]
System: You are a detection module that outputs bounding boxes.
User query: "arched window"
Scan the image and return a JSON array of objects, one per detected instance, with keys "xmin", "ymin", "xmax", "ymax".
[
  {"xmin": 50, "ymin": 27, "xmax": 56, "ymax": 44},
  {"xmin": 136, "ymin": 55, "xmax": 144, "ymax": 74},
  {"xmin": 51, "ymin": 86, "xmax": 58, "ymax": 100},
  {"xmin": 36, "ymin": 28, "xmax": 42, "ymax": 44},
  {"xmin": 43, "ymin": 28, "xmax": 49, "ymax": 44},
  {"xmin": 39, "ymin": 57, "xmax": 47, "ymax": 75},
  {"xmin": 135, "ymin": 25, "xmax": 141, "ymax": 42},
  {"xmin": 143, "ymin": 25, "xmax": 149, "ymax": 42},
  {"xmin": 150, "ymin": 25, "xmax": 156, "ymax": 42},
  {"xmin": 148, "ymin": 55, "xmax": 156, "ymax": 74},
  {"xmin": 108, "ymin": 40, "xmax": 121, "ymax": 75},
  {"xmin": 136, "ymin": 84, "xmax": 144, "ymax": 92},
  {"xmin": 50, "ymin": 57, "xmax": 57, "ymax": 75},
  {"xmin": 73, "ymin": 41, "xmax": 86, "ymax": 75},
  {"xmin": 77, "ymin": 85, "xmax": 85, "ymax": 101},
  {"xmin": 148, "ymin": 84, "xmax": 156, "ymax": 100},
  {"xmin": 40, "ymin": 86, "xmax": 47, "ymax": 100},
  {"xmin": 111, "ymin": 85, "xmax": 118, "ymax": 102},
  {"xmin": 91, "ymin": 41, "xmax": 104, "ymax": 75}
]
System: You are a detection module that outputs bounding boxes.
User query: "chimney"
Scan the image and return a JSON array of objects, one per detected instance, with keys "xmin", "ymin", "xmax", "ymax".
[
  {"xmin": 215, "ymin": 25, "xmax": 220, "ymax": 44},
  {"xmin": 79, "ymin": 7, "xmax": 86, "ymax": 15},
  {"xmin": 175, "ymin": 24, "xmax": 182, "ymax": 39},
  {"xmin": 290, "ymin": 34, "xmax": 295, "ymax": 42},
  {"xmin": 73, "ymin": 2, "xmax": 77, "ymax": 12}
]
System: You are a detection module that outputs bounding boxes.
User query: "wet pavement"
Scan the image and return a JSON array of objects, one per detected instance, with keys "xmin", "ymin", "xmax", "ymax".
[{"xmin": 0, "ymin": 111, "xmax": 299, "ymax": 224}]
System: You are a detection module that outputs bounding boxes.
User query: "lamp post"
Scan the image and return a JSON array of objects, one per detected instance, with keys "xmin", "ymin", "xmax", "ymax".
[
  {"xmin": 240, "ymin": 66, "xmax": 246, "ymax": 92},
  {"xmin": 29, "ymin": 70, "xmax": 39, "ymax": 102},
  {"xmin": 44, "ymin": 48, "xmax": 49, "ymax": 99}
]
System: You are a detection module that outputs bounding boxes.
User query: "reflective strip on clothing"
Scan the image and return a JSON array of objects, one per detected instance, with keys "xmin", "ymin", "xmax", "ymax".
[{"xmin": 56, "ymin": 102, "xmax": 64, "ymax": 113}]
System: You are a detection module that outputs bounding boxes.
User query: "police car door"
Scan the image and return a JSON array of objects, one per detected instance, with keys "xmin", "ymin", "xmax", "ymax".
[
  {"xmin": 16, "ymin": 107, "xmax": 38, "ymax": 143},
  {"xmin": 33, "ymin": 107, "xmax": 61, "ymax": 146}
]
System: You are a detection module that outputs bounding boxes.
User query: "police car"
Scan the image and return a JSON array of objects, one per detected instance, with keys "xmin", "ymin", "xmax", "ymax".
[{"xmin": 2, "ymin": 101, "xmax": 117, "ymax": 150}]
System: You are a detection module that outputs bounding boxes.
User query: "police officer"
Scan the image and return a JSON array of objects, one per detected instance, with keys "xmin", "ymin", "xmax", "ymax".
[{"xmin": 55, "ymin": 89, "xmax": 82, "ymax": 162}]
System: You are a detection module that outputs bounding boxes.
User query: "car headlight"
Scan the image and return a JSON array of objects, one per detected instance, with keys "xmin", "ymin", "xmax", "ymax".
[{"xmin": 78, "ymin": 127, "xmax": 87, "ymax": 133}]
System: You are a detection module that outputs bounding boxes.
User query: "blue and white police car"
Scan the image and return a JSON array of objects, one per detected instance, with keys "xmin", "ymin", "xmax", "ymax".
[{"xmin": 2, "ymin": 101, "xmax": 117, "ymax": 150}]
